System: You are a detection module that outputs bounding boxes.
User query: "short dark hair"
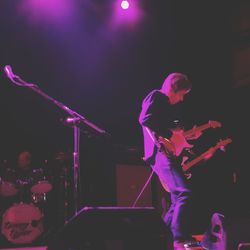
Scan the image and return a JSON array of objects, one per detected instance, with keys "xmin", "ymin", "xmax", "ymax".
[{"xmin": 161, "ymin": 72, "xmax": 192, "ymax": 93}]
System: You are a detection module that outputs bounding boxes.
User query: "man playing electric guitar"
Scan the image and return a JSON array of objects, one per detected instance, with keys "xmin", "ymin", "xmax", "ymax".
[{"xmin": 139, "ymin": 73, "xmax": 221, "ymax": 250}]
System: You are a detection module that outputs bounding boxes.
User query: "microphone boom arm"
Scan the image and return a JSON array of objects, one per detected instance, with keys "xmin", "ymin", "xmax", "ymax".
[{"xmin": 3, "ymin": 65, "xmax": 108, "ymax": 135}]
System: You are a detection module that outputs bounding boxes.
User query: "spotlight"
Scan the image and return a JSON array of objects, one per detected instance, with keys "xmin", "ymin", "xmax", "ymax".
[{"xmin": 121, "ymin": 0, "xmax": 129, "ymax": 10}]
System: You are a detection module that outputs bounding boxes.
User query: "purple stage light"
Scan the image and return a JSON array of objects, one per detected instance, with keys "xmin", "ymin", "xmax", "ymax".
[
  {"xmin": 121, "ymin": 0, "xmax": 130, "ymax": 10},
  {"xmin": 110, "ymin": 0, "xmax": 145, "ymax": 29}
]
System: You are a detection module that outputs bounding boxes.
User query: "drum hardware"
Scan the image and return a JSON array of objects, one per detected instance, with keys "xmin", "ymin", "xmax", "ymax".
[
  {"xmin": 16, "ymin": 179, "xmax": 30, "ymax": 186},
  {"xmin": 0, "ymin": 168, "xmax": 18, "ymax": 197},
  {"xmin": 31, "ymin": 192, "xmax": 48, "ymax": 204}
]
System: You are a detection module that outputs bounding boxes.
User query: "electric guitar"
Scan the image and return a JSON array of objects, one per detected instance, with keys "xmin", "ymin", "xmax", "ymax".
[
  {"xmin": 159, "ymin": 138, "xmax": 232, "ymax": 191},
  {"xmin": 158, "ymin": 120, "xmax": 222, "ymax": 157},
  {"xmin": 182, "ymin": 138, "xmax": 232, "ymax": 172}
]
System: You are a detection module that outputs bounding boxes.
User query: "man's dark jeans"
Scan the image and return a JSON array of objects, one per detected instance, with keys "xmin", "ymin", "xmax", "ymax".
[{"xmin": 152, "ymin": 151, "xmax": 193, "ymax": 242}]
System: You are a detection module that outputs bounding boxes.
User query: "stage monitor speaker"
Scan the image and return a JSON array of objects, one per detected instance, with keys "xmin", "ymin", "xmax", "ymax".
[
  {"xmin": 202, "ymin": 213, "xmax": 250, "ymax": 250},
  {"xmin": 238, "ymin": 243, "xmax": 250, "ymax": 250},
  {"xmin": 0, "ymin": 248, "xmax": 47, "ymax": 250},
  {"xmin": 48, "ymin": 206, "xmax": 169, "ymax": 250}
]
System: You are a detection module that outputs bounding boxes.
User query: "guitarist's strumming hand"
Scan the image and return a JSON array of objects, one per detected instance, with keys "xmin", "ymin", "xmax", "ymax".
[
  {"xmin": 160, "ymin": 137, "xmax": 176, "ymax": 156},
  {"xmin": 160, "ymin": 129, "xmax": 195, "ymax": 157},
  {"xmin": 160, "ymin": 129, "xmax": 192, "ymax": 157}
]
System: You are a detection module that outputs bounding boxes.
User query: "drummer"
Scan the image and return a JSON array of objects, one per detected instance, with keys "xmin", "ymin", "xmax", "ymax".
[
  {"xmin": 0, "ymin": 151, "xmax": 33, "ymax": 214},
  {"xmin": 16, "ymin": 151, "xmax": 33, "ymax": 180},
  {"xmin": 15, "ymin": 150, "xmax": 35, "ymax": 202}
]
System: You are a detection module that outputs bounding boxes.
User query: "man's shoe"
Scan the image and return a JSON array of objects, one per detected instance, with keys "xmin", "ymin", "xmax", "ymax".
[
  {"xmin": 174, "ymin": 239, "xmax": 208, "ymax": 250},
  {"xmin": 183, "ymin": 240, "xmax": 205, "ymax": 249},
  {"xmin": 173, "ymin": 241, "xmax": 186, "ymax": 250}
]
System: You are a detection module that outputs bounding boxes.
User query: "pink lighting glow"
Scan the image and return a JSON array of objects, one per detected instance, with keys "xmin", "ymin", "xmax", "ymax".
[
  {"xmin": 18, "ymin": 0, "xmax": 75, "ymax": 24},
  {"xmin": 111, "ymin": 0, "xmax": 144, "ymax": 29},
  {"xmin": 121, "ymin": 0, "xmax": 130, "ymax": 10}
]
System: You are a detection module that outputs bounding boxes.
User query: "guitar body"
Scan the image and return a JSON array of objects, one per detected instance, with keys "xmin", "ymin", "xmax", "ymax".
[
  {"xmin": 170, "ymin": 130, "xmax": 193, "ymax": 156},
  {"xmin": 158, "ymin": 120, "xmax": 222, "ymax": 157},
  {"xmin": 159, "ymin": 130, "xmax": 193, "ymax": 157}
]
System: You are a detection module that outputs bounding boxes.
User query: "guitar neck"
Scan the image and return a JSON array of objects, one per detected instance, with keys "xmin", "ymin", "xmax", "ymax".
[
  {"xmin": 182, "ymin": 138, "xmax": 232, "ymax": 173},
  {"xmin": 182, "ymin": 145, "xmax": 219, "ymax": 172},
  {"xmin": 184, "ymin": 123, "xmax": 210, "ymax": 137}
]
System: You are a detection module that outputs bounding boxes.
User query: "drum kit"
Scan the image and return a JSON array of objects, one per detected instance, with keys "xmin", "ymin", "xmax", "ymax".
[{"xmin": 0, "ymin": 166, "xmax": 53, "ymax": 245}]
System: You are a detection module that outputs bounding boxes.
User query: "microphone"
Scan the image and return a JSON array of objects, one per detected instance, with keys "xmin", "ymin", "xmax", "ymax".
[{"xmin": 4, "ymin": 65, "xmax": 16, "ymax": 80}]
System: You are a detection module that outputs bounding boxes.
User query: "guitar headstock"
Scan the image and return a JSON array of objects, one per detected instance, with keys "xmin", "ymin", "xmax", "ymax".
[
  {"xmin": 216, "ymin": 138, "xmax": 232, "ymax": 148},
  {"xmin": 209, "ymin": 120, "xmax": 222, "ymax": 128}
]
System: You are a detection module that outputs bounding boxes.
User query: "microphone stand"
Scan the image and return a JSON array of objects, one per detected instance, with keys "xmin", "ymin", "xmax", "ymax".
[{"xmin": 3, "ymin": 67, "xmax": 109, "ymax": 217}]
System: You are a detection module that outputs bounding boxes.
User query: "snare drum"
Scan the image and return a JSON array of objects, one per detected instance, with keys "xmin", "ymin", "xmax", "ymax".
[
  {"xmin": 0, "ymin": 168, "xmax": 18, "ymax": 197},
  {"xmin": 30, "ymin": 168, "xmax": 52, "ymax": 194},
  {"xmin": 1, "ymin": 202, "xmax": 43, "ymax": 244}
]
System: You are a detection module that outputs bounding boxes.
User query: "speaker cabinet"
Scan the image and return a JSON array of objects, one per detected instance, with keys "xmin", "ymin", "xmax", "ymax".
[
  {"xmin": 202, "ymin": 213, "xmax": 250, "ymax": 250},
  {"xmin": 116, "ymin": 164, "xmax": 153, "ymax": 207},
  {"xmin": 48, "ymin": 206, "xmax": 169, "ymax": 250},
  {"xmin": 116, "ymin": 164, "xmax": 171, "ymax": 217}
]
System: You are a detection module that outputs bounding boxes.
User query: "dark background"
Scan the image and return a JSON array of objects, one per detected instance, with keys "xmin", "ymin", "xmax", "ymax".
[{"xmin": 0, "ymin": 0, "xmax": 249, "ymax": 234}]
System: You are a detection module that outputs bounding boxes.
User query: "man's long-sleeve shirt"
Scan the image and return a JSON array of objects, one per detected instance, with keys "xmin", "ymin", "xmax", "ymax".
[{"xmin": 139, "ymin": 89, "xmax": 182, "ymax": 162}]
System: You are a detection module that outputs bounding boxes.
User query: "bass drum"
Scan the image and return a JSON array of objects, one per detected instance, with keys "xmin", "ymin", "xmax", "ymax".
[{"xmin": 1, "ymin": 202, "xmax": 43, "ymax": 244}]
